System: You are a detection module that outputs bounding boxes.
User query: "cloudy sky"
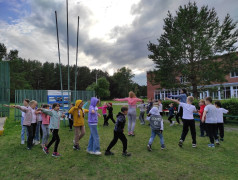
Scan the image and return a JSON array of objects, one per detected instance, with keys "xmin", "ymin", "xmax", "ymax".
[{"xmin": 0, "ymin": 0, "xmax": 237, "ymax": 85}]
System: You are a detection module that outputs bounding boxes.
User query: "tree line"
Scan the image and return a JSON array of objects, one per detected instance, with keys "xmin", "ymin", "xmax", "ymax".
[{"xmin": 0, "ymin": 43, "xmax": 146, "ymax": 101}]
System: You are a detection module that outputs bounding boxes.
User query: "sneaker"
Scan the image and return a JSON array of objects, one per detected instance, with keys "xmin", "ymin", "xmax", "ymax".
[
  {"xmin": 94, "ymin": 151, "xmax": 102, "ymax": 155},
  {"xmin": 86, "ymin": 150, "xmax": 94, "ymax": 154},
  {"xmin": 122, "ymin": 152, "xmax": 131, "ymax": 156},
  {"xmin": 161, "ymin": 144, "xmax": 166, "ymax": 150},
  {"xmin": 131, "ymin": 133, "xmax": 135, "ymax": 136},
  {"xmin": 34, "ymin": 140, "xmax": 40, "ymax": 145},
  {"xmin": 43, "ymin": 147, "xmax": 49, "ymax": 154},
  {"xmin": 105, "ymin": 151, "xmax": 114, "ymax": 156},
  {"xmin": 128, "ymin": 133, "xmax": 131, "ymax": 136},
  {"xmin": 27, "ymin": 147, "xmax": 31, "ymax": 150},
  {"xmin": 73, "ymin": 145, "xmax": 80, "ymax": 150},
  {"xmin": 21, "ymin": 140, "xmax": 25, "ymax": 145},
  {"xmin": 52, "ymin": 152, "xmax": 61, "ymax": 157},
  {"xmin": 147, "ymin": 144, "xmax": 152, "ymax": 151},
  {"xmin": 178, "ymin": 140, "xmax": 183, "ymax": 147},
  {"xmin": 32, "ymin": 139, "xmax": 35, "ymax": 144},
  {"xmin": 215, "ymin": 139, "xmax": 220, "ymax": 145},
  {"xmin": 192, "ymin": 144, "xmax": 197, "ymax": 148},
  {"xmin": 220, "ymin": 138, "xmax": 224, "ymax": 141},
  {"xmin": 208, "ymin": 144, "xmax": 215, "ymax": 148}
]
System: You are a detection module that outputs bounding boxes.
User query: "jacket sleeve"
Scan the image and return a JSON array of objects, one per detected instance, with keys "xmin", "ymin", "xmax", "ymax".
[
  {"xmin": 170, "ymin": 95, "xmax": 182, "ymax": 98},
  {"xmin": 135, "ymin": 98, "xmax": 142, "ymax": 102},
  {"xmin": 42, "ymin": 109, "xmax": 53, "ymax": 116},
  {"xmin": 68, "ymin": 107, "xmax": 76, "ymax": 114},
  {"xmin": 114, "ymin": 98, "xmax": 129, "ymax": 102},
  {"xmin": 15, "ymin": 106, "xmax": 29, "ymax": 113},
  {"xmin": 83, "ymin": 109, "xmax": 89, "ymax": 113}
]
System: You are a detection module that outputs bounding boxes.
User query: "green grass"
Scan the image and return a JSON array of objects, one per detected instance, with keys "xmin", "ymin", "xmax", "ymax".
[{"xmin": 0, "ymin": 105, "xmax": 238, "ymax": 180}]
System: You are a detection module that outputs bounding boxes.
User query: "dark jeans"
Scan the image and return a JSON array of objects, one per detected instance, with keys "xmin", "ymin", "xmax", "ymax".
[
  {"xmin": 31, "ymin": 123, "xmax": 37, "ymax": 140},
  {"xmin": 69, "ymin": 118, "xmax": 73, "ymax": 130},
  {"xmin": 216, "ymin": 123, "xmax": 224, "ymax": 139},
  {"xmin": 106, "ymin": 114, "xmax": 116, "ymax": 124},
  {"xmin": 106, "ymin": 131, "xmax": 127, "ymax": 153},
  {"xmin": 25, "ymin": 125, "xmax": 33, "ymax": 149},
  {"xmin": 176, "ymin": 107, "xmax": 183, "ymax": 124},
  {"xmin": 47, "ymin": 129, "xmax": 60, "ymax": 152},
  {"xmin": 103, "ymin": 115, "xmax": 107, "ymax": 125},
  {"xmin": 180, "ymin": 119, "xmax": 196, "ymax": 144},
  {"xmin": 168, "ymin": 115, "xmax": 174, "ymax": 123},
  {"xmin": 206, "ymin": 124, "xmax": 218, "ymax": 144},
  {"xmin": 200, "ymin": 122, "xmax": 207, "ymax": 136}
]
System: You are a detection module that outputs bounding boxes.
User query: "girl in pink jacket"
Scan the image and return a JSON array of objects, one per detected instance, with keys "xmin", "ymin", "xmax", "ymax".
[
  {"xmin": 114, "ymin": 91, "xmax": 142, "ymax": 136},
  {"xmin": 98, "ymin": 102, "xmax": 108, "ymax": 126}
]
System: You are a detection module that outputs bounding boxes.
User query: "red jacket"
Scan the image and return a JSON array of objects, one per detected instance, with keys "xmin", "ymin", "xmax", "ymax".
[{"xmin": 199, "ymin": 105, "xmax": 205, "ymax": 120}]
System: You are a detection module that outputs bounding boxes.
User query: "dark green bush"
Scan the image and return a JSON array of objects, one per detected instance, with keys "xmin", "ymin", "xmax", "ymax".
[{"xmin": 220, "ymin": 99, "xmax": 238, "ymax": 115}]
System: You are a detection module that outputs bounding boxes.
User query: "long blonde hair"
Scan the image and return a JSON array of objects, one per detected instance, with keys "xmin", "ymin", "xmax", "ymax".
[{"xmin": 129, "ymin": 91, "xmax": 136, "ymax": 98}]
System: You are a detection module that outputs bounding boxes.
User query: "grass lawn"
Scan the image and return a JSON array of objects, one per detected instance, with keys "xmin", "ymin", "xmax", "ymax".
[{"xmin": 0, "ymin": 104, "xmax": 238, "ymax": 180}]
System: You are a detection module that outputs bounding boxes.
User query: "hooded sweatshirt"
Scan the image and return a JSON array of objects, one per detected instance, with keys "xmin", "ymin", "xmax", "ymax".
[
  {"xmin": 68, "ymin": 99, "xmax": 89, "ymax": 126},
  {"xmin": 114, "ymin": 112, "xmax": 126, "ymax": 133},
  {"xmin": 98, "ymin": 105, "xmax": 107, "ymax": 115},
  {"xmin": 88, "ymin": 97, "xmax": 99, "ymax": 125},
  {"xmin": 16, "ymin": 106, "xmax": 33, "ymax": 126}
]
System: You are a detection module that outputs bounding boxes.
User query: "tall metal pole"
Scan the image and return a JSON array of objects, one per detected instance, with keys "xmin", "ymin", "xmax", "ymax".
[
  {"xmin": 55, "ymin": 11, "xmax": 64, "ymax": 111},
  {"xmin": 74, "ymin": 16, "xmax": 79, "ymax": 98},
  {"xmin": 66, "ymin": 0, "xmax": 70, "ymax": 105}
]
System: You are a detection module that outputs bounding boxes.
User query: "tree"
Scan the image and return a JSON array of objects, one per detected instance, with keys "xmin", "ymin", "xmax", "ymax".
[
  {"xmin": 86, "ymin": 77, "xmax": 110, "ymax": 99},
  {"xmin": 0, "ymin": 43, "xmax": 7, "ymax": 61},
  {"xmin": 148, "ymin": 2, "xmax": 238, "ymax": 98}
]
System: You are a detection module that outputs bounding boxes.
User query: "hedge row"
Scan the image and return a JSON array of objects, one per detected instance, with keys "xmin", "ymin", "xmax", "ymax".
[{"xmin": 161, "ymin": 98, "xmax": 238, "ymax": 116}]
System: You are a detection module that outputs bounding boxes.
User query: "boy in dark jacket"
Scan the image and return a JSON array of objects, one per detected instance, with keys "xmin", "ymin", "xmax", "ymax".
[
  {"xmin": 105, "ymin": 106, "xmax": 131, "ymax": 156},
  {"xmin": 168, "ymin": 103, "xmax": 175, "ymax": 126}
]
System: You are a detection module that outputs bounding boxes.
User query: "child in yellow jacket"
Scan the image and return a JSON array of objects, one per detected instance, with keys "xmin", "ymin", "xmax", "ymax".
[{"xmin": 68, "ymin": 100, "xmax": 89, "ymax": 150}]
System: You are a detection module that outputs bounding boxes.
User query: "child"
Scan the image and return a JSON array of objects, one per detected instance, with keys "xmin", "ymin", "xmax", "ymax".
[
  {"xmin": 106, "ymin": 103, "xmax": 116, "ymax": 125},
  {"xmin": 87, "ymin": 97, "xmax": 101, "ymax": 155},
  {"xmin": 20, "ymin": 99, "xmax": 30, "ymax": 144},
  {"xmin": 41, "ymin": 103, "xmax": 65, "ymax": 157},
  {"xmin": 214, "ymin": 101, "xmax": 228, "ymax": 141},
  {"xmin": 35, "ymin": 105, "xmax": 43, "ymax": 145},
  {"xmin": 147, "ymin": 107, "xmax": 165, "ymax": 151},
  {"xmin": 5, "ymin": 100, "xmax": 38, "ymax": 150},
  {"xmin": 105, "ymin": 106, "xmax": 131, "ymax": 156},
  {"xmin": 158, "ymin": 99, "xmax": 163, "ymax": 116},
  {"xmin": 168, "ymin": 103, "xmax": 175, "ymax": 126},
  {"xmin": 41, "ymin": 104, "xmax": 50, "ymax": 148},
  {"xmin": 137, "ymin": 100, "xmax": 146, "ymax": 125},
  {"xmin": 202, "ymin": 97, "xmax": 219, "ymax": 147},
  {"xmin": 98, "ymin": 102, "xmax": 108, "ymax": 126},
  {"xmin": 166, "ymin": 96, "xmax": 197, "ymax": 148},
  {"xmin": 146, "ymin": 98, "xmax": 153, "ymax": 122},
  {"xmin": 198, "ymin": 100, "xmax": 207, "ymax": 137},
  {"xmin": 68, "ymin": 104, "xmax": 74, "ymax": 131},
  {"xmin": 68, "ymin": 100, "xmax": 89, "ymax": 150}
]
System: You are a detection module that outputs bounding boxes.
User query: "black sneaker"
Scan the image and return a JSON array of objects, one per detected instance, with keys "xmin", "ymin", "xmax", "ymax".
[
  {"xmin": 105, "ymin": 151, "xmax": 114, "ymax": 156},
  {"xmin": 73, "ymin": 145, "xmax": 80, "ymax": 150},
  {"xmin": 147, "ymin": 144, "xmax": 152, "ymax": 151},
  {"xmin": 178, "ymin": 140, "xmax": 183, "ymax": 147},
  {"xmin": 122, "ymin": 152, "xmax": 131, "ymax": 156}
]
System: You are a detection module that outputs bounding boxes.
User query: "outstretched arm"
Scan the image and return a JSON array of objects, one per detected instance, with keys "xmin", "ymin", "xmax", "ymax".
[
  {"xmin": 201, "ymin": 111, "xmax": 207, "ymax": 123},
  {"xmin": 165, "ymin": 98, "xmax": 180, "ymax": 104},
  {"xmin": 114, "ymin": 98, "xmax": 129, "ymax": 102}
]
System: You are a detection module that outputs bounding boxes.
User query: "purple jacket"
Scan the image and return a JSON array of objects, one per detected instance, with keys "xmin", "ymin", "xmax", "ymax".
[{"xmin": 88, "ymin": 97, "xmax": 99, "ymax": 125}]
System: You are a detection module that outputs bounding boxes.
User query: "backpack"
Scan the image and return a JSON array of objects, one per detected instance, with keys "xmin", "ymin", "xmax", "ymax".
[{"xmin": 150, "ymin": 115, "xmax": 162, "ymax": 131}]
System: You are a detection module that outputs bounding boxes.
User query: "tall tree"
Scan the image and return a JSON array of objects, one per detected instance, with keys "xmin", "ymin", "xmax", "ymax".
[
  {"xmin": 148, "ymin": 2, "xmax": 238, "ymax": 98},
  {"xmin": 0, "ymin": 43, "xmax": 7, "ymax": 61}
]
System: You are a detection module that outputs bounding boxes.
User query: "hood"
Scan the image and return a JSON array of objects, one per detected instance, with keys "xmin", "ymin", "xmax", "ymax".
[
  {"xmin": 150, "ymin": 107, "xmax": 160, "ymax": 116},
  {"xmin": 75, "ymin": 100, "xmax": 83, "ymax": 108},
  {"xmin": 90, "ymin": 97, "xmax": 99, "ymax": 107},
  {"xmin": 117, "ymin": 112, "xmax": 124, "ymax": 117}
]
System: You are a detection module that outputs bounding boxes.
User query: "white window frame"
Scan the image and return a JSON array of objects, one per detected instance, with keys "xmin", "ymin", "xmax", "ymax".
[{"xmin": 230, "ymin": 71, "xmax": 238, "ymax": 78}]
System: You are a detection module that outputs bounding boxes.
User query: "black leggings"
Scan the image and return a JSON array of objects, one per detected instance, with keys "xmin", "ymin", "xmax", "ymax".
[
  {"xmin": 216, "ymin": 123, "xmax": 224, "ymax": 139},
  {"xmin": 106, "ymin": 114, "xmax": 116, "ymax": 124},
  {"xmin": 69, "ymin": 118, "xmax": 73, "ymax": 130},
  {"xmin": 31, "ymin": 123, "xmax": 37, "ymax": 140},
  {"xmin": 47, "ymin": 129, "xmax": 60, "ymax": 152},
  {"xmin": 106, "ymin": 131, "xmax": 127, "ymax": 153},
  {"xmin": 176, "ymin": 107, "xmax": 183, "ymax": 124},
  {"xmin": 180, "ymin": 119, "xmax": 196, "ymax": 144},
  {"xmin": 168, "ymin": 115, "xmax": 174, "ymax": 123},
  {"xmin": 207, "ymin": 124, "xmax": 218, "ymax": 144},
  {"xmin": 26, "ymin": 125, "xmax": 33, "ymax": 148},
  {"xmin": 103, "ymin": 115, "xmax": 107, "ymax": 125}
]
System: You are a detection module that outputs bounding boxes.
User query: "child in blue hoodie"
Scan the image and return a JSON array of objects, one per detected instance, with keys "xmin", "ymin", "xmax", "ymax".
[{"xmin": 87, "ymin": 97, "xmax": 101, "ymax": 155}]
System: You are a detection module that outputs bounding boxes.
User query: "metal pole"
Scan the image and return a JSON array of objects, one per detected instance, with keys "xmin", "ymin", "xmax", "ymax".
[
  {"xmin": 55, "ymin": 11, "xmax": 64, "ymax": 112},
  {"xmin": 75, "ymin": 16, "xmax": 79, "ymax": 96},
  {"xmin": 66, "ymin": 0, "xmax": 70, "ymax": 107}
]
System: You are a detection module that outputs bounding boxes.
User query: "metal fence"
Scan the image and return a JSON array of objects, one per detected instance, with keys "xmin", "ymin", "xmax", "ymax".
[{"xmin": 0, "ymin": 62, "xmax": 10, "ymax": 117}]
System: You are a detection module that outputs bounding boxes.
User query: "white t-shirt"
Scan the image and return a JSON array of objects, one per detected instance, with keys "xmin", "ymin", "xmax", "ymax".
[
  {"xmin": 158, "ymin": 104, "xmax": 163, "ymax": 113},
  {"xmin": 216, "ymin": 108, "xmax": 228, "ymax": 123},
  {"xmin": 204, "ymin": 104, "xmax": 217, "ymax": 124},
  {"xmin": 180, "ymin": 102, "xmax": 196, "ymax": 120}
]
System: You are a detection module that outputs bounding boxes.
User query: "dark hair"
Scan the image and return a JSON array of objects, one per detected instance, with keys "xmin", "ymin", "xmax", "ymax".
[
  {"xmin": 52, "ymin": 103, "xmax": 60, "ymax": 109},
  {"xmin": 24, "ymin": 99, "xmax": 30, "ymax": 103},
  {"xmin": 215, "ymin": 101, "xmax": 222, "ymax": 107},
  {"xmin": 43, "ymin": 104, "xmax": 49, "ymax": 108},
  {"xmin": 142, "ymin": 100, "xmax": 144, "ymax": 103},
  {"xmin": 182, "ymin": 89, "xmax": 187, "ymax": 95},
  {"xmin": 205, "ymin": 97, "xmax": 212, "ymax": 103},
  {"xmin": 121, "ymin": 106, "xmax": 128, "ymax": 112}
]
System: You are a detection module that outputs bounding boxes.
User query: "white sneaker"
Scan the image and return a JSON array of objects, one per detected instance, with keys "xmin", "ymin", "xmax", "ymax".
[
  {"xmin": 192, "ymin": 144, "xmax": 197, "ymax": 148},
  {"xmin": 94, "ymin": 151, "xmax": 102, "ymax": 155},
  {"xmin": 21, "ymin": 140, "xmax": 25, "ymax": 145},
  {"xmin": 215, "ymin": 139, "xmax": 220, "ymax": 145},
  {"xmin": 33, "ymin": 139, "xmax": 35, "ymax": 144},
  {"xmin": 86, "ymin": 150, "xmax": 94, "ymax": 154},
  {"xmin": 34, "ymin": 141, "xmax": 40, "ymax": 145}
]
